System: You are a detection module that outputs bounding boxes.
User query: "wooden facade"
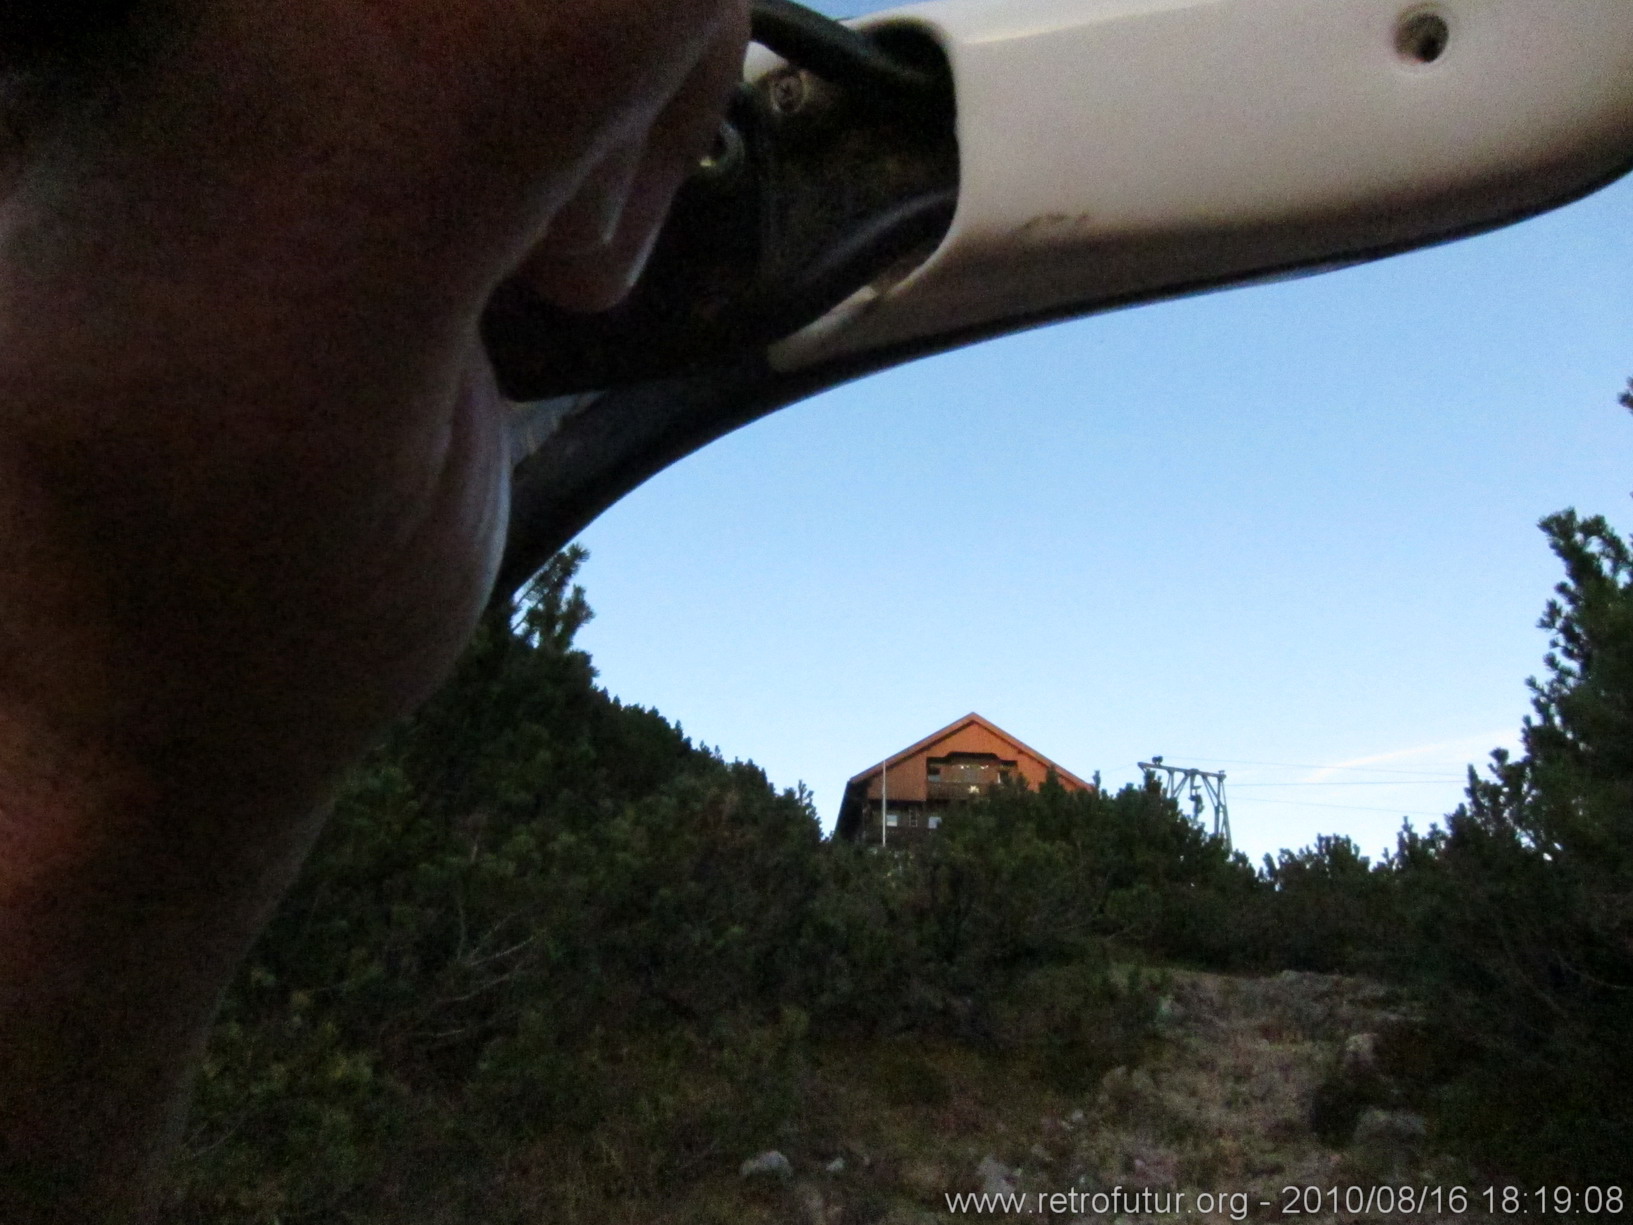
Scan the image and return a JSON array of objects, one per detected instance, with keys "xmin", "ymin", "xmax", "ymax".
[{"xmin": 834, "ymin": 713, "xmax": 1094, "ymax": 844}]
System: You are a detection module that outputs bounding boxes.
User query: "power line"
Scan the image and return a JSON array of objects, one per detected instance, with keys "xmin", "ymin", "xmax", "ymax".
[
  {"xmin": 1232, "ymin": 779, "xmax": 1463, "ymax": 788},
  {"xmin": 1156, "ymin": 755, "xmax": 1485, "ymax": 778},
  {"xmin": 1240, "ymin": 796, "xmax": 1454, "ymax": 816}
]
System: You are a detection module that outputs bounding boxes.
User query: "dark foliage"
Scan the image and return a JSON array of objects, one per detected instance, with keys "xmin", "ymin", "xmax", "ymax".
[
  {"xmin": 1381, "ymin": 502, "xmax": 1633, "ymax": 1184},
  {"xmin": 1245, "ymin": 382, "xmax": 1633, "ymax": 1183},
  {"xmin": 163, "ymin": 380, "xmax": 1633, "ymax": 1214},
  {"xmin": 165, "ymin": 548, "xmax": 1161, "ymax": 1222}
]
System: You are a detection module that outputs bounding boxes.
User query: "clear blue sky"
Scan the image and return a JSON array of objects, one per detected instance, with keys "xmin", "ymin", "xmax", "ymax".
[{"xmin": 569, "ymin": 15, "xmax": 1633, "ymax": 866}]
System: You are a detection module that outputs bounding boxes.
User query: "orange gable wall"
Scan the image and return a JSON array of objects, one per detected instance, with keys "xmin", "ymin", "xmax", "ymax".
[{"xmin": 860, "ymin": 722, "xmax": 1085, "ymax": 803}]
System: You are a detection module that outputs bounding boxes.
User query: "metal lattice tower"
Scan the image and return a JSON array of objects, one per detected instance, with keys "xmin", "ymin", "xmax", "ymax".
[{"xmin": 1136, "ymin": 757, "xmax": 1231, "ymax": 848}]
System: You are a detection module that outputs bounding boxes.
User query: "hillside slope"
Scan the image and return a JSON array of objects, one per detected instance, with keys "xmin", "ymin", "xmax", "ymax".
[{"xmin": 711, "ymin": 970, "xmax": 1477, "ymax": 1225}]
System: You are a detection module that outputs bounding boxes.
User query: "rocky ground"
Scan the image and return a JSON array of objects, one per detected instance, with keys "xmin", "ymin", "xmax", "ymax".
[{"xmin": 710, "ymin": 970, "xmax": 1486, "ymax": 1225}]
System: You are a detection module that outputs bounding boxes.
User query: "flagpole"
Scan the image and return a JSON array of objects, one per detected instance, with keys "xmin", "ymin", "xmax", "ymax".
[{"xmin": 880, "ymin": 758, "xmax": 888, "ymax": 848}]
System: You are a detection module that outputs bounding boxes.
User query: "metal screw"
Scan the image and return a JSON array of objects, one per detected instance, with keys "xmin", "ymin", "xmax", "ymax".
[{"xmin": 768, "ymin": 70, "xmax": 809, "ymax": 117}]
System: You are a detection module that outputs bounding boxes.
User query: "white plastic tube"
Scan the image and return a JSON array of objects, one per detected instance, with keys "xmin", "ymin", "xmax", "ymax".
[{"xmin": 766, "ymin": 0, "xmax": 1633, "ymax": 371}]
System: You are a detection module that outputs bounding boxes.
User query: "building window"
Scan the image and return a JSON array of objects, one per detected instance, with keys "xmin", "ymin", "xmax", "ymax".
[
  {"xmin": 928, "ymin": 815, "xmax": 941, "ymax": 830},
  {"xmin": 885, "ymin": 810, "xmax": 899, "ymax": 827},
  {"xmin": 908, "ymin": 811, "xmax": 919, "ymax": 828}
]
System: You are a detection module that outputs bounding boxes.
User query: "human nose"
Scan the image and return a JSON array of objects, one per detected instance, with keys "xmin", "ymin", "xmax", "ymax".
[{"xmin": 514, "ymin": 5, "xmax": 750, "ymax": 314}]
